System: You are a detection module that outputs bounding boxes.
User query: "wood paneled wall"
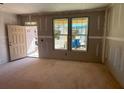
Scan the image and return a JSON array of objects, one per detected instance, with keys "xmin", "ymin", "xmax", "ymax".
[
  {"xmin": 105, "ymin": 4, "xmax": 124, "ymax": 87},
  {"xmin": 0, "ymin": 12, "xmax": 17, "ymax": 64},
  {"xmin": 17, "ymin": 9, "xmax": 105, "ymax": 62}
]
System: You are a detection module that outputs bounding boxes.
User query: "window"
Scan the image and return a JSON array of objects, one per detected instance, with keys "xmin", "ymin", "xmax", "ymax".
[
  {"xmin": 71, "ymin": 17, "xmax": 88, "ymax": 51},
  {"xmin": 25, "ymin": 22, "xmax": 37, "ymax": 26},
  {"xmin": 53, "ymin": 18, "xmax": 68, "ymax": 50},
  {"xmin": 53, "ymin": 17, "xmax": 89, "ymax": 51}
]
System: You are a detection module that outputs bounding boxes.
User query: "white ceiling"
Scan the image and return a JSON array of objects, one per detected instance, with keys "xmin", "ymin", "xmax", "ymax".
[{"xmin": 0, "ymin": 3, "xmax": 109, "ymax": 14}]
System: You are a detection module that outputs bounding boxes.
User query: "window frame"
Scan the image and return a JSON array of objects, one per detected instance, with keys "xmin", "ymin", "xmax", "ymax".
[
  {"xmin": 52, "ymin": 16, "xmax": 89, "ymax": 52},
  {"xmin": 52, "ymin": 17, "xmax": 69, "ymax": 50},
  {"xmin": 70, "ymin": 16, "xmax": 89, "ymax": 52}
]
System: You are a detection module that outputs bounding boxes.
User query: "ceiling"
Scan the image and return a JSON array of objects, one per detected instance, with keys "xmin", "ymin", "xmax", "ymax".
[{"xmin": 0, "ymin": 3, "xmax": 109, "ymax": 14}]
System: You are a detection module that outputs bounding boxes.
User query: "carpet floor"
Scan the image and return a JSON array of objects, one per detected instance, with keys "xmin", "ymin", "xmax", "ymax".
[{"xmin": 0, "ymin": 58, "xmax": 121, "ymax": 89}]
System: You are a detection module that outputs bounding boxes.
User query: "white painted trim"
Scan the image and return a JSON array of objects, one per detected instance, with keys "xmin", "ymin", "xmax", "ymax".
[
  {"xmin": 38, "ymin": 35, "xmax": 104, "ymax": 39},
  {"xmin": 102, "ymin": 8, "xmax": 108, "ymax": 63},
  {"xmin": 106, "ymin": 37, "xmax": 124, "ymax": 42},
  {"xmin": 89, "ymin": 36, "xmax": 103, "ymax": 39}
]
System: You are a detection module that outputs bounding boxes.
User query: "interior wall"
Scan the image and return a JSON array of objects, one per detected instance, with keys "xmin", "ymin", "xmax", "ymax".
[
  {"xmin": 0, "ymin": 12, "xmax": 17, "ymax": 64},
  {"xmin": 105, "ymin": 4, "xmax": 124, "ymax": 87},
  {"xmin": 18, "ymin": 9, "xmax": 105, "ymax": 62}
]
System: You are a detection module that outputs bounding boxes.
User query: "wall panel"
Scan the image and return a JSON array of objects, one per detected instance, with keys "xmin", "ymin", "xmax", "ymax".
[
  {"xmin": 18, "ymin": 9, "xmax": 105, "ymax": 62},
  {"xmin": 0, "ymin": 12, "xmax": 17, "ymax": 64},
  {"xmin": 105, "ymin": 4, "xmax": 124, "ymax": 88}
]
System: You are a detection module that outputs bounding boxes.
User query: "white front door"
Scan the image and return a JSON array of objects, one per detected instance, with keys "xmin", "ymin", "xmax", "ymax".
[{"xmin": 8, "ymin": 25, "xmax": 27, "ymax": 61}]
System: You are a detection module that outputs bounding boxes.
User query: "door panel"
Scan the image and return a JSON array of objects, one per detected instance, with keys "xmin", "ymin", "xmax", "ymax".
[{"xmin": 8, "ymin": 25, "xmax": 27, "ymax": 61}]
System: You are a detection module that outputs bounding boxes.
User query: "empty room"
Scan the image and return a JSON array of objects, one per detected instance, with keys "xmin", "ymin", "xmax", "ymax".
[{"xmin": 0, "ymin": 2, "xmax": 124, "ymax": 89}]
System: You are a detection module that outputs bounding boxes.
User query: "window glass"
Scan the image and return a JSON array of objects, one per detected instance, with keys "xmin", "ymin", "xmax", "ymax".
[
  {"xmin": 53, "ymin": 19, "xmax": 68, "ymax": 49},
  {"xmin": 53, "ymin": 17, "xmax": 88, "ymax": 51},
  {"xmin": 71, "ymin": 17, "xmax": 88, "ymax": 51}
]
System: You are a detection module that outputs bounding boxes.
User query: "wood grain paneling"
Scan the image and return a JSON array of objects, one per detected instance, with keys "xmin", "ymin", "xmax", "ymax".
[
  {"xmin": 105, "ymin": 4, "xmax": 124, "ymax": 88},
  {"xmin": 17, "ymin": 9, "xmax": 105, "ymax": 62}
]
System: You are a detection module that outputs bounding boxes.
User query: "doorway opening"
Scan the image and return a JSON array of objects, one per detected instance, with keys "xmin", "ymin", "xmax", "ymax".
[{"xmin": 26, "ymin": 26, "xmax": 39, "ymax": 58}]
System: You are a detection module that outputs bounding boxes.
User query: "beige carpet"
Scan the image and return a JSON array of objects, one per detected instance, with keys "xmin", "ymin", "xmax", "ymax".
[{"xmin": 0, "ymin": 58, "xmax": 121, "ymax": 89}]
